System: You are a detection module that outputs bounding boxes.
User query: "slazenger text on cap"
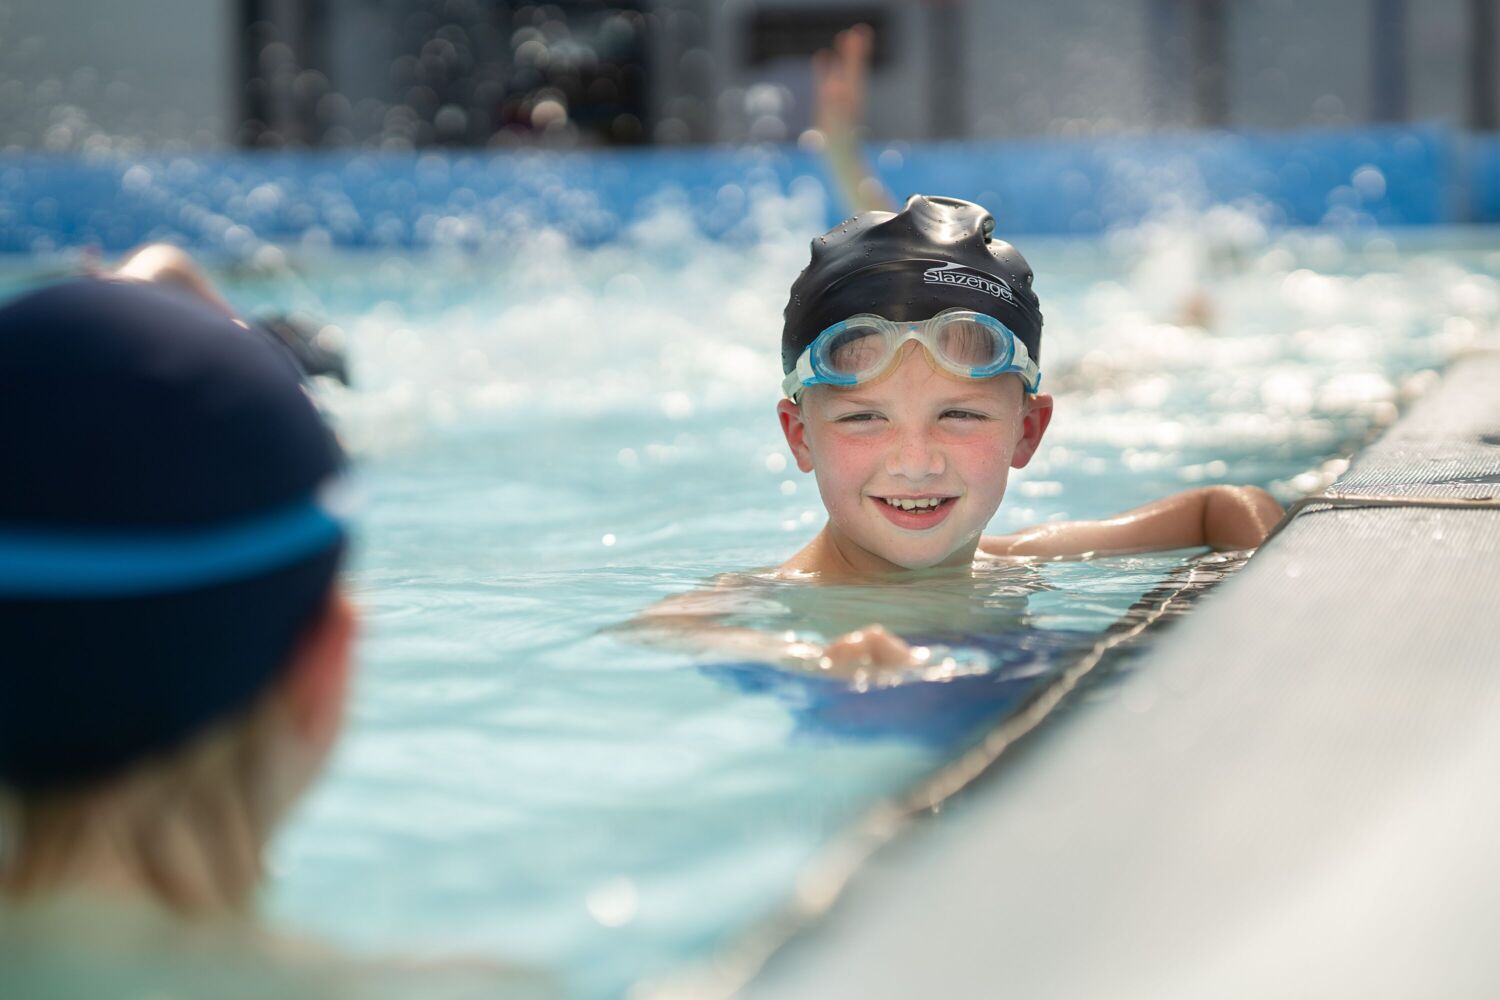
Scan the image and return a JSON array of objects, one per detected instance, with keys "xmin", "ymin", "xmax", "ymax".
[{"xmin": 922, "ymin": 262, "xmax": 1015, "ymax": 302}]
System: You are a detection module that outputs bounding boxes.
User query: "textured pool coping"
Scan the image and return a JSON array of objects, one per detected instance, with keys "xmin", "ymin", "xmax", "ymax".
[{"xmin": 684, "ymin": 352, "xmax": 1500, "ymax": 999}]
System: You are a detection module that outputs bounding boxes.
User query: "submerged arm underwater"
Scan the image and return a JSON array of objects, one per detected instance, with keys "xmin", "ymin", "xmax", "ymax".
[{"xmin": 618, "ymin": 585, "xmax": 928, "ymax": 677}]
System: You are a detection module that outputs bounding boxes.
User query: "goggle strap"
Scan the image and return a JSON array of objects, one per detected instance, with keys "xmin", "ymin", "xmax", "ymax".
[{"xmin": 783, "ymin": 352, "xmax": 819, "ymax": 399}]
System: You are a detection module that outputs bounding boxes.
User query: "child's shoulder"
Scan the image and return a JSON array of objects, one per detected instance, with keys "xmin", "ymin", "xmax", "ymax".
[{"xmin": 774, "ymin": 532, "xmax": 848, "ymax": 579}]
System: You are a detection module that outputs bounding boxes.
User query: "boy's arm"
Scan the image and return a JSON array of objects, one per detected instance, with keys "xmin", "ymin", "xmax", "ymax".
[
  {"xmin": 981, "ymin": 485, "xmax": 1285, "ymax": 559},
  {"xmin": 620, "ymin": 588, "xmax": 924, "ymax": 674},
  {"xmin": 112, "ymin": 244, "xmax": 239, "ymax": 317},
  {"xmin": 813, "ymin": 25, "xmax": 895, "ymax": 216}
]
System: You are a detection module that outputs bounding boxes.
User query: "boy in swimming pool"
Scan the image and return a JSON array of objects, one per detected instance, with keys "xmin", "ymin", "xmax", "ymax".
[{"xmin": 636, "ymin": 194, "xmax": 1282, "ymax": 672}]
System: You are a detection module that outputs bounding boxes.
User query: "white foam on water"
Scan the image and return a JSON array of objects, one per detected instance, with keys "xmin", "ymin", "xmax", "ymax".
[
  {"xmin": 267, "ymin": 200, "xmax": 1500, "ymax": 496},
  {"xmin": 299, "ymin": 189, "xmax": 819, "ymax": 453}
]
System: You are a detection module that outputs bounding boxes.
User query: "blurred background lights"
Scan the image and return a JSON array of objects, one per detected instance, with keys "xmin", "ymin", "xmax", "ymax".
[{"xmin": 0, "ymin": 0, "xmax": 1492, "ymax": 156}]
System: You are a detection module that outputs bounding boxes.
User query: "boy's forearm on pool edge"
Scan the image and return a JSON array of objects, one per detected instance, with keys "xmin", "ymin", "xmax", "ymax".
[{"xmin": 983, "ymin": 486, "xmax": 1283, "ymax": 557}]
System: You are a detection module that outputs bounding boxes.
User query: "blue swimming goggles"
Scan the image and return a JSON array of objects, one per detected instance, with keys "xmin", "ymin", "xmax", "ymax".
[{"xmin": 782, "ymin": 309, "xmax": 1041, "ymax": 400}]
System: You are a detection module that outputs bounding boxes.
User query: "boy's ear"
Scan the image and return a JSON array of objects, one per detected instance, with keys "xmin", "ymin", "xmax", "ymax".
[
  {"xmin": 777, "ymin": 398, "xmax": 816, "ymax": 473},
  {"xmin": 1011, "ymin": 392, "xmax": 1053, "ymax": 469},
  {"xmin": 280, "ymin": 590, "xmax": 357, "ymax": 753}
]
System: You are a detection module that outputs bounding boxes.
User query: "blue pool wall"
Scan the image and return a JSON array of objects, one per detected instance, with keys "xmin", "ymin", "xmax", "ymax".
[{"xmin": 3, "ymin": 123, "xmax": 1498, "ymax": 255}]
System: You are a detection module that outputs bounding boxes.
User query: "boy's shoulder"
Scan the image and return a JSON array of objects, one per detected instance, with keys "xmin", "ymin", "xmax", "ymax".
[{"xmin": 775, "ymin": 531, "xmax": 858, "ymax": 579}]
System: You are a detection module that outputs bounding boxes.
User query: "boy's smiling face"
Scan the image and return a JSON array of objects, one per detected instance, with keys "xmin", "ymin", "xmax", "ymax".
[{"xmin": 778, "ymin": 342, "xmax": 1053, "ymax": 573}]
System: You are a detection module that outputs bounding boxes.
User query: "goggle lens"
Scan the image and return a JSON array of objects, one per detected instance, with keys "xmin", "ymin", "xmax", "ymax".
[
  {"xmin": 821, "ymin": 323, "xmax": 889, "ymax": 377},
  {"xmin": 934, "ymin": 317, "xmax": 1009, "ymax": 370}
]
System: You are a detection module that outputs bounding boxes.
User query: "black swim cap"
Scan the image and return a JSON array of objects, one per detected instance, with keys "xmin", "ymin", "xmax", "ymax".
[
  {"xmin": 0, "ymin": 279, "xmax": 348, "ymax": 793},
  {"xmin": 782, "ymin": 194, "xmax": 1043, "ymax": 374}
]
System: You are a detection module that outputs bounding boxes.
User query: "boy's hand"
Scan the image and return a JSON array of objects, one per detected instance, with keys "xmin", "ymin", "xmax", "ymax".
[
  {"xmin": 813, "ymin": 25, "xmax": 874, "ymax": 144},
  {"xmin": 819, "ymin": 624, "xmax": 923, "ymax": 673},
  {"xmin": 810, "ymin": 24, "xmax": 892, "ymax": 216}
]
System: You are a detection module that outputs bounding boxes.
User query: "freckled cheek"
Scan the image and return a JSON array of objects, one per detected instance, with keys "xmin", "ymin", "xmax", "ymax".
[
  {"xmin": 809, "ymin": 431, "xmax": 886, "ymax": 494},
  {"xmin": 810, "ymin": 431, "xmax": 876, "ymax": 476},
  {"xmin": 948, "ymin": 433, "xmax": 1014, "ymax": 502}
]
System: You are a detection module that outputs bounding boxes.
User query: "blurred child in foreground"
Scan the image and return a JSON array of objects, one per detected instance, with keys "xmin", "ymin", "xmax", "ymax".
[{"xmin": 0, "ymin": 260, "xmax": 547, "ymax": 998}]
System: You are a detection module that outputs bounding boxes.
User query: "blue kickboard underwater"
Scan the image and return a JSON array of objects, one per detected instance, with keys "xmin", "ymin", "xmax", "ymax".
[{"xmin": 702, "ymin": 628, "xmax": 1099, "ymax": 751}]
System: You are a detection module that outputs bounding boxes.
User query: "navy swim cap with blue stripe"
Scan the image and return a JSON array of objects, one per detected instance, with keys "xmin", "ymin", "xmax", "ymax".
[{"xmin": 0, "ymin": 279, "xmax": 348, "ymax": 792}]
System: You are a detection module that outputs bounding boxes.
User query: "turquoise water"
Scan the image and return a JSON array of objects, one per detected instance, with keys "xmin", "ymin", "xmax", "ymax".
[{"xmin": 4, "ymin": 210, "xmax": 1496, "ymax": 996}]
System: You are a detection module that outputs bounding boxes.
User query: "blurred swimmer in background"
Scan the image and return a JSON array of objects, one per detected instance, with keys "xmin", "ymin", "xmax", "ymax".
[
  {"xmin": 109, "ymin": 243, "xmax": 351, "ymax": 385},
  {"xmin": 0, "ymin": 272, "xmax": 548, "ymax": 998},
  {"xmin": 808, "ymin": 23, "xmax": 1228, "ymax": 332}
]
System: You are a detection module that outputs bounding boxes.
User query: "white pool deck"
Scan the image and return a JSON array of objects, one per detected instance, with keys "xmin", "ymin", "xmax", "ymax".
[{"xmin": 658, "ymin": 352, "xmax": 1500, "ymax": 1000}]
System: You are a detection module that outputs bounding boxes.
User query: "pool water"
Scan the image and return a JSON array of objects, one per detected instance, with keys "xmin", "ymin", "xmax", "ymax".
[{"xmin": 5, "ymin": 203, "xmax": 1497, "ymax": 996}]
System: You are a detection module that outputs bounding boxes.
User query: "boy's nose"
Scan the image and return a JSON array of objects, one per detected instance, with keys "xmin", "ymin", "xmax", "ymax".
[{"xmin": 886, "ymin": 429, "xmax": 946, "ymax": 481}]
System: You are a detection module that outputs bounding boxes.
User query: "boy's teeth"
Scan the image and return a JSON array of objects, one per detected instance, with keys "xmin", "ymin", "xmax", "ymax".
[{"xmin": 885, "ymin": 497, "xmax": 944, "ymax": 510}]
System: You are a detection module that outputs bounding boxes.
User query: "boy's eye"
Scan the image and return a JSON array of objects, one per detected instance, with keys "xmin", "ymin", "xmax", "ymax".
[
  {"xmin": 942, "ymin": 409, "xmax": 987, "ymax": 420},
  {"xmin": 835, "ymin": 411, "xmax": 882, "ymax": 423}
]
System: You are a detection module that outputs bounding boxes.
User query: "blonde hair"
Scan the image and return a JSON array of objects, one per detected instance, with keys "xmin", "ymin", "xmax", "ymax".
[{"xmin": 0, "ymin": 688, "xmax": 306, "ymax": 916}]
